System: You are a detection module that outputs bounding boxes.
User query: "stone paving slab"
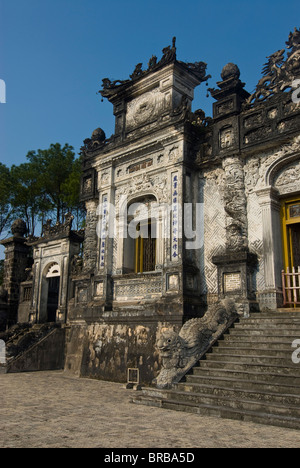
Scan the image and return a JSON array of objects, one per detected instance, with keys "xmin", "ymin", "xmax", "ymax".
[{"xmin": 0, "ymin": 371, "xmax": 300, "ymax": 448}]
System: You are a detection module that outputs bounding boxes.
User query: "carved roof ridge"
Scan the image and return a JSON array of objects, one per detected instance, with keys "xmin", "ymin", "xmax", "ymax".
[
  {"xmin": 245, "ymin": 26, "xmax": 300, "ymax": 107},
  {"xmin": 99, "ymin": 38, "xmax": 210, "ymax": 100}
]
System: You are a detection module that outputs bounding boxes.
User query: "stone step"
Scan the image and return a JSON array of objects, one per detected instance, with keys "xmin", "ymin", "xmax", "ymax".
[
  {"xmin": 158, "ymin": 399, "xmax": 300, "ymax": 431},
  {"xmin": 234, "ymin": 322, "xmax": 300, "ymax": 331},
  {"xmin": 223, "ymin": 334, "xmax": 298, "ymax": 344},
  {"xmin": 227, "ymin": 328, "xmax": 300, "ymax": 337},
  {"xmin": 163, "ymin": 389, "xmax": 300, "ymax": 418},
  {"xmin": 190, "ymin": 366, "xmax": 300, "ymax": 386},
  {"xmin": 218, "ymin": 339, "xmax": 295, "ymax": 348},
  {"xmin": 241, "ymin": 314, "xmax": 300, "ymax": 319},
  {"xmin": 238, "ymin": 320, "xmax": 300, "ymax": 328},
  {"xmin": 240, "ymin": 312, "xmax": 300, "ymax": 319},
  {"xmin": 183, "ymin": 374, "xmax": 300, "ymax": 395},
  {"xmin": 212, "ymin": 345, "xmax": 294, "ymax": 356},
  {"xmin": 132, "ymin": 312, "xmax": 300, "ymax": 430},
  {"xmin": 198, "ymin": 359, "xmax": 299, "ymax": 375},
  {"xmin": 253, "ymin": 312, "xmax": 300, "ymax": 318},
  {"xmin": 174, "ymin": 382, "xmax": 300, "ymax": 406},
  {"xmin": 204, "ymin": 352, "xmax": 296, "ymax": 366}
]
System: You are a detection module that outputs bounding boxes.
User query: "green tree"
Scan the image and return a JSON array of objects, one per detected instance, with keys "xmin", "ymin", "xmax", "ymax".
[
  {"xmin": 61, "ymin": 156, "xmax": 85, "ymax": 229},
  {"xmin": 26, "ymin": 143, "xmax": 76, "ymax": 224},
  {"xmin": 10, "ymin": 162, "xmax": 51, "ymax": 236},
  {"xmin": 0, "ymin": 162, "xmax": 13, "ymax": 235},
  {"xmin": 3, "ymin": 143, "xmax": 83, "ymax": 238}
]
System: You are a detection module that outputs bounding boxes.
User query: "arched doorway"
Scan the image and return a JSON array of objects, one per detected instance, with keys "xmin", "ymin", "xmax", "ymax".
[
  {"xmin": 281, "ymin": 197, "xmax": 300, "ymax": 271},
  {"xmin": 134, "ymin": 219, "xmax": 157, "ymax": 273},
  {"xmin": 281, "ymin": 197, "xmax": 300, "ymax": 308},
  {"xmin": 44, "ymin": 263, "xmax": 61, "ymax": 322},
  {"xmin": 122, "ymin": 196, "xmax": 158, "ymax": 274}
]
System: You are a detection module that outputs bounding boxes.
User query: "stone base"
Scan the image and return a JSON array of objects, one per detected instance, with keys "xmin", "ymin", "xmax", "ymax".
[
  {"xmin": 212, "ymin": 249, "xmax": 259, "ymax": 317},
  {"xmin": 257, "ymin": 290, "xmax": 284, "ymax": 311}
]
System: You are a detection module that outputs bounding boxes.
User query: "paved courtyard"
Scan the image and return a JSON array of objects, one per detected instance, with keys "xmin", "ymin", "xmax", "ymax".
[{"xmin": 0, "ymin": 371, "xmax": 300, "ymax": 448}]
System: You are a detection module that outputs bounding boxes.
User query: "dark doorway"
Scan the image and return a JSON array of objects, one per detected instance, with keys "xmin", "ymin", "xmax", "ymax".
[
  {"xmin": 47, "ymin": 277, "xmax": 60, "ymax": 322},
  {"xmin": 135, "ymin": 220, "xmax": 156, "ymax": 273},
  {"xmin": 290, "ymin": 224, "xmax": 300, "ymax": 268}
]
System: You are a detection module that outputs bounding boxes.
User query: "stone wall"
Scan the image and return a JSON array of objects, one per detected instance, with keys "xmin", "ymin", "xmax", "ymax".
[
  {"xmin": 64, "ymin": 320, "xmax": 182, "ymax": 385},
  {"xmin": 7, "ymin": 328, "xmax": 66, "ymax": 373},
  {"xmin": 199, "ymin": 168, "xmax": 226, "ymax": 303}
]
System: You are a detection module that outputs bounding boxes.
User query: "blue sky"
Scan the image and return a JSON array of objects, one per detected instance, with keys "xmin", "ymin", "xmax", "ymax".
[
  {"xmin": 0, "ymin": 0, "xmax": 299, "ymax": 257},
  {"xmin": 1, "ymin": 0, "xmax": 299, "ymax": 168}
]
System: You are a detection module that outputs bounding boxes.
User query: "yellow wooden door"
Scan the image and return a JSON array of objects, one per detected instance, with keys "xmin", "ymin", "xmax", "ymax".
[{"xmin": 281, "ymin": 198, "xmax": 300, "ymax": 270}]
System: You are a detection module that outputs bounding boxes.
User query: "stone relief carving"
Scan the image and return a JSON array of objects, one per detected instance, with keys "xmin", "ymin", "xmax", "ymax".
[
  {"xmin": 115, "ymin": 281, "xmax": 162, "ymax": 299},
  {"xmin": 261, "ymin": 135, "xmax": 300, "ymax": 188},
  {"xmin": 243, "ymin": 136, "xmax": 300, "ymax": 199},
  {"xmin": 115, "ymin": 172, "xmax": 169, "ymax": 207},
  {"xmin": 101, "ymin": 171, "xmax": 109, "ymax": 184},
  {"xmin": 168, "ymin": 146, "xmax": 179, "ymax": 162},
  {"xmin": 244, "ymin": 126, "xmax": 273, "ymax": 145},
  {"xmin": 222, "ymin": 157, "xmax": 248, "ymax": 251},
  {"xmin": 244, "ymin": 159, "xmax": 261, "ymax": 194},
  {"xmin": 126, "ymin": 89, "xmax": 160, "ymax": 129},
  {"xmin": 220, "ymin": 126, "xmax": 235, "ymax": 149},
  {"xmin": 247, "ymin": 27, "xmax": 300, "ymax": 105},
  {"xmin": 243, "ymin": 112, "xmax": 263, "ymax": 129},
  {"xmin": 42, "ymin": 213, "xmax": 74, "ymax": 239},
  {"xmin": 274, "ymin": 160, "xmax": 300, "ymax": 187},
  {"xmin": 154, "ymin": 298, "xmax": 238, "ymax": 389},
  {"xmin": 71, "ymin": 255, "xmax": 83, "ymax": 276}
]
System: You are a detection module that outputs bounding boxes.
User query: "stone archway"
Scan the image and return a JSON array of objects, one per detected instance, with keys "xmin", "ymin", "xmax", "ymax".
[
  {"xmin": 256, "ymin": 139, "xmax": 300, "ymax": 310},
  {"xmin": 40, "ymin": 263, "xmax": 61, "ymax": 323},
  {"xmin": 122, "ymin": 195, "xmax": 158, "ymax": 274}
]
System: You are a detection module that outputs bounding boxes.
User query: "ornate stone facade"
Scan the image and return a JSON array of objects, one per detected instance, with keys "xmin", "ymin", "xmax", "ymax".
[{"xmin": 1, "ymin": 31, "xmax": 300, "ymax": 384}]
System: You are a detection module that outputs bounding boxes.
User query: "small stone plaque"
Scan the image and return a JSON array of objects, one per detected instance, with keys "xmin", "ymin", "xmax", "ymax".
[
  {"xmin": 168, "ymin": 274, "xmax": 179, "ymax": 291},
  {"xmin": 224, "ymin": 272, "xmax": 241, "ymax": 293},
  {"xmin": 95, "ymin": 281, "xmax": 104, "ymax": 297}
]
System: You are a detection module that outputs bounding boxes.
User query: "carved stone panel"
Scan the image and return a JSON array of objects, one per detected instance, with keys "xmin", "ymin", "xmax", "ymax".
[
  {"xmin": 126, "ymin": 89, "xmax": 162, "ymax": 130},
  {"xmin": 220, "ymin": 126, "xmax": 235, "ymax": 149}
]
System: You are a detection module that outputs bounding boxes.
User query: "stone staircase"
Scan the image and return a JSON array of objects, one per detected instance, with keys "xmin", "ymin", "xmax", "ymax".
[
  {"xmin": 0, "ymin": 322, "xmax": 65, "ymax": 373},
  {"xmin": 132, "ymin": 312, "xmax": 300, "ymax": 430}
]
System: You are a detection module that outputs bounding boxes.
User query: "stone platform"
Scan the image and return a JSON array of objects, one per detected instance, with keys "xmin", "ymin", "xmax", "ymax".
[{"xmin": 0, "ymin": 371, "xmax": 299, "ymax": 448}]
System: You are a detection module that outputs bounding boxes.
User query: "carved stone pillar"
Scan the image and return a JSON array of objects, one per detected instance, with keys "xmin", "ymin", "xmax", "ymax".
[
  {"xmin": 256, "ymin": 187, "xmax": 283, "ymax": 310},
  {"xmin": 83, "ymin": 199, "xmax": 99, "ymax": 273},
  {"xmin": 222, "ymin": 156, "xmax": 248, "ymax": 251},
  {"xmin": 213, "ymin": 157, "xmax": 258, "ymax": 316}
]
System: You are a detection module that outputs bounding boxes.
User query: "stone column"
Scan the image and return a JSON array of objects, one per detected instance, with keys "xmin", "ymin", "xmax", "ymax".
[
  {"xmin": 256, "ymin": 187, "xmax": 283, "ymax": 310},
  {"xmin": 213, "ymin": 157, "xmax": 259, "ymax": 316},
  {"xmin": 222, "ymin": 156, "xmax": 248, "ymax": 251}
]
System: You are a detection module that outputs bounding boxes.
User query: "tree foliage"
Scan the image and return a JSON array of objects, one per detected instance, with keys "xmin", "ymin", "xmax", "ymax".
[
  {"xmin": 0, "ymin": 162, "xmax": 13, "ymax": 236},
  {"xmin": 0, "ymin": 143, "xmax": 84, "ymax": 237}
]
